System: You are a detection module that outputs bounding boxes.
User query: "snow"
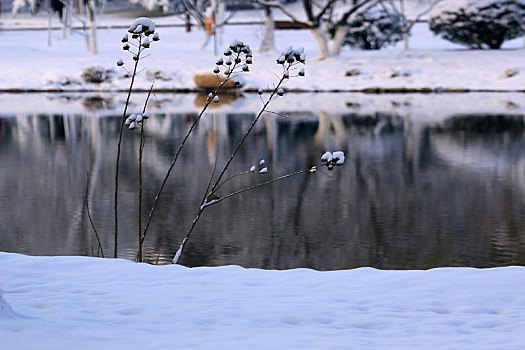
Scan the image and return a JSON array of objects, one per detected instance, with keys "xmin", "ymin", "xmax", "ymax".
[
  {"xmin": 0, "ymin": 11, "xmax": 524, "ymax": 93},
  {"xmin": 1, "ymin": 252, "xmax": 525, "ymax": 349},
  {"xmin": 2, "ymin": 7, "xmax": 525, "ymax": 349}
]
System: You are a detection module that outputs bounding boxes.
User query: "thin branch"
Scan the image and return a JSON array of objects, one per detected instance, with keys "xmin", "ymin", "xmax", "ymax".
[
  {"xmin": 140, "ymin": 58, "xmax": 244, "ymax": 245},
  {"xmin": 114, "ymin": 36, "xmax": 142, "ymax": 258},
  {"xmin": 86, "ymin": 172, "xmax": 104, "ymax": 258}
]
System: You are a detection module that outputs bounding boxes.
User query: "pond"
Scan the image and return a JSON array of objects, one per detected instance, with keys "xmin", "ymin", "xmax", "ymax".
[{"xmin": 1, "ymin": 92, "xmax": 525, "ymax": 270}]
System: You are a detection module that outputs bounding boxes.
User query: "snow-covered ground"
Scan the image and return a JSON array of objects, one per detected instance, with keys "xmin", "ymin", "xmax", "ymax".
[
  {"xmin": 0, "ymin": 9, "xmax": 524, "ymax": 92},
  {"xmin": 1, "ymin": 252, "xmax": 525, "ymax": 349}
]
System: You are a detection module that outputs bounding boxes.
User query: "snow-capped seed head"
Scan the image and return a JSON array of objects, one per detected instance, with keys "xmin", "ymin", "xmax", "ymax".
[
  {"xmin": 142, "ymin": 37, "xmax": 150, "ymax": 48},
  {"xmin": 283, "ymin": 46, "xmax": 293, "ymax": 56},
  {"xmin": 298, "ymin": 68, "xmax": 305, "ymax": 77},
  {"xmin": 132, "ymin": 55, "xmax": 138, "ymax": 61},
  {"xmin": 128, "ymin": 17, "xmax": 156, "ymax": 36},
  {"xmin": 224, "ymin": 68, "xmax": 231, "ymax": 75},
  {"xmin": 225, "ymin": 57, "xmax": 232, "ymax": 66},
  {"xmin": 134, "ymin": 25, "xmax": 143, "ymax": 34},
  {"xmin": 309, "ymin": 166, "xmax": 317, "ymax": 173},
  {"xmin": 283, "ymin": 70, "xmax": 289, "ymax": 78},
  {"xmin": 250, "ymin": 165, "xmax": 256, "ymax": 172},
  {"xmin": 128, "ymin": 114, "xmax": 137, "ymax": 121},
  {"xmin": 286, "ymin": 55, "xmax": 295, "ymax": 63},
  {"xmin": 242, "ymin": 64, "xmax": 249, "ymax": 72},
  {"xmin": 257, "ymin": 88, "xmax": 263, "ymax": 95},
  {"xmin": 136, "ymin": 114, "xmax": 143, "ymax": 122},
  {"xmin": 122, "ymin": 43, "xmax": 130, "ymax": 51},
  {"xmin": 293, "ymin": 47, "xmax": 304, "ymax": 59},
  {"xmin": 132, "ymin": 34, "xmax": 139, "ymax": 39},
  {"xmin": 332, "ymin": 151, "xmax": 345, "ymax": 165},
  {"xmin": 230, "ymin": 39, "xmax": 243, "ymax": 49},
  {"xmin": 299, "ymin": 53, "xmax": 306, "ymax": 63},
  {"xmin": 259, "ymin": 167, "xmax": 268, "ymax": 174},
  {"xmin": 142, "ymin": 112, "xmax": 150, "ymax": 119},
  {"xmin": 259, "ymin": 159, "xmax": 265, "ymax": 166},
  {"xmin": 125, "ymin": 117, "xmax": 132, "ymax": 125},
  {"xmin": 152, "ymin": 32, "xmax": 160, "ymax": 41},
  {"xmin": 207, "ymin": 92, "xmax": 213, "ymax": 101},
  {"xmin": 277, "ymin": 88, "xmax": 284, "ymax": 96},
  {"xmin": 213, "ymin": 95, "xmax": 219, "ymax": 103},
  {"xmin": 277, "ymin": 55, "xmax": 286, "ymax": 64},
  {"xmin": 224, "ymin": 48, "xmax": 232, "ymax": 56},
  {"xmin": 235, "ymin": 57, "xmax": 242, "ymax": 64},
  {"xmin": 234, "ymin": 79, "xmax": 241, "ymax": 86},
  {"xmin": 213, "ymin": 66, "xmax": 220, "ymax": 74},
  {"xmin": 321, "ymin": 151, "xmax": 333, "ymax": 163},
  {"xmin": 121, "ymin": 34, "xmax": 128, "ymax": 43},
  {"xmin": 117, "ymin": 58, "xmax": 124, "ymax": 66},
  {"xmin": 246, "ymin": 57, "xmax": 253, "ymax": 64},
  {"xmin": 129, "ymin": 121, "xmax": 137, "ymax": 130},
  {"xmin": 216, "ymin": 57, "xmax": 224, "ymax": 65}
]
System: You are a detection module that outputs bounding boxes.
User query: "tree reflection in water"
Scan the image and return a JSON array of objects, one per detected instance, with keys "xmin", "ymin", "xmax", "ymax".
[{"xmin": 0, "ymin": 108, "xmax": 524, "ymax": 270}]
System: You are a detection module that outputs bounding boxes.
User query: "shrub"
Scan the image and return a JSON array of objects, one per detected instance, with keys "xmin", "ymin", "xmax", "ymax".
[
  {"xmin": 334, "ymin": 5, "xmax": 403, "ymax": 50},
  {"xmin": 429, "ymin": 0, "xmax": 525, "ymax": 49}
]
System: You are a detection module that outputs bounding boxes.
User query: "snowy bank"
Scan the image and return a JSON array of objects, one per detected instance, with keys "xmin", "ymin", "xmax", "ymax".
[
  {"xmin": 1, "ymin": 252, "xmax": 525, "ymax": 349},
  {"xmin": 1, "ymin": 12, "xmax": 525, "ymax": 92}
]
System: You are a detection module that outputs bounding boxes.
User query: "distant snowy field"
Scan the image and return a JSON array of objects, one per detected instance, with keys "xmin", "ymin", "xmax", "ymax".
[
  {"xmin": 0, "ymin": 9, "xmax": 524, "ymax": 92},
  {"xmin": 1, "ymin": 252, "xmax": 525, "ymax": 349}
]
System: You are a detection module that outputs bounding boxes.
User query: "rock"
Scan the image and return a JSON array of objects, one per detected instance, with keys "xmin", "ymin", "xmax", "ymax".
[{"xmin": 193, "ymin": 69, "xmax": 236, "ymax": 89}]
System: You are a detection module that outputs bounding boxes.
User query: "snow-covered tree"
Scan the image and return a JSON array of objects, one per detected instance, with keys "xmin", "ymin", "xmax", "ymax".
[
  {"xmin": 378, "ymin": 0, "xmax": 443, "ymax": 50},
  {"xmin": 429, "ymin": 0, "xmax": 525, "ymax": 49},
  {"xmin": 251, "ymin": 0, "xmax": 376, "ymax": 59},
  {"xmin": 335, "ymin": 4, "xmax": 403, "ymax": 50}
]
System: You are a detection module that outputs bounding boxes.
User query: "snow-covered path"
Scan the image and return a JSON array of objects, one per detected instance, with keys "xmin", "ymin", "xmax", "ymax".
[{"xmin": 1, "ymin": 252, "xmax": 525, "ymax": 349}]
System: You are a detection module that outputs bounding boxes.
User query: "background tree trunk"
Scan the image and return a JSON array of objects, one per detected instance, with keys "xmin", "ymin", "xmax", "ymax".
[
  {"xmin": 260, "ymin": 5, "xmax": 274, "ymax": 52},
  {"xmin": 330, "ymin": 25, "xmax": 347, "ymax": 56},
  {"xmin": 311, "ymin": 27, "xmax": 329, "ymax": 60},
  {"xmin": 86, "ymin": 0, "xmax": 97, "ymax": 55}
]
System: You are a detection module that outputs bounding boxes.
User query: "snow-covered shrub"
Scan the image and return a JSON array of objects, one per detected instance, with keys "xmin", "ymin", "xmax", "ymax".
[
  {"xmin": 334, "ymin": 5, "xmax": 403, "ymax": 50},
  {"xmin": 429, "ymin": 0, "xmax": 525, "ymax": 49}
]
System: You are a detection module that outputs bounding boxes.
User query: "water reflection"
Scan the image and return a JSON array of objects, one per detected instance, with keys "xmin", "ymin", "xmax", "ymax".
[{"xmin": 1, "ymin": 101, "xmax": 524, "ymax": 270}]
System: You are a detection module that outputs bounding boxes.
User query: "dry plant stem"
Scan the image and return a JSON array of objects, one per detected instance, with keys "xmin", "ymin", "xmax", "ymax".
[
  {"xmin": 139, "ymin": 59, "xmax": 242, "ymax": 247},
  {"xmin": 86, "ymin": 173, "xmax": 104, "ymax": 258},
  {"xmin": 173, "ymin": 75, "xmax": 287, "ymax": 263},
  {"xmin": 114, "ymin": 35, "xmax": 142, "ymax": 258},
  {"xmin": 210, "ymin": 75, "xmax": 286, "ymax": 195},
  {"xmin": 174, "ymin": 167, "xmax": 315, "ymax": 263},
  {"xmin": 137, "ymin": 85, "xmax": 154, "ymax": 263}
]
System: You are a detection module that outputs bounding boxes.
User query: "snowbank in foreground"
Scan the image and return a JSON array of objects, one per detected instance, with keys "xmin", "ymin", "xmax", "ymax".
[{"xmin": 0, "ymin": 252, "xmax": 524, "ymax": 349}]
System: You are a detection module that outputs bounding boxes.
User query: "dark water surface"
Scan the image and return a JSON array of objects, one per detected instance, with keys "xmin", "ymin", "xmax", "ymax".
[{"xmin": 1, "ymin": 93, "xmax": 525, "ymax": 269}]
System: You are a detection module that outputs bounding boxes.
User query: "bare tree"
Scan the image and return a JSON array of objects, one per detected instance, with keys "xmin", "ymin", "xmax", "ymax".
[
  {"xmin": 378, "ymin": 0, "xmax": 442, "ymax": 50},
  {"xmin": 251, "ymin": 0, "xmax": 376, "ymax": 59}
]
